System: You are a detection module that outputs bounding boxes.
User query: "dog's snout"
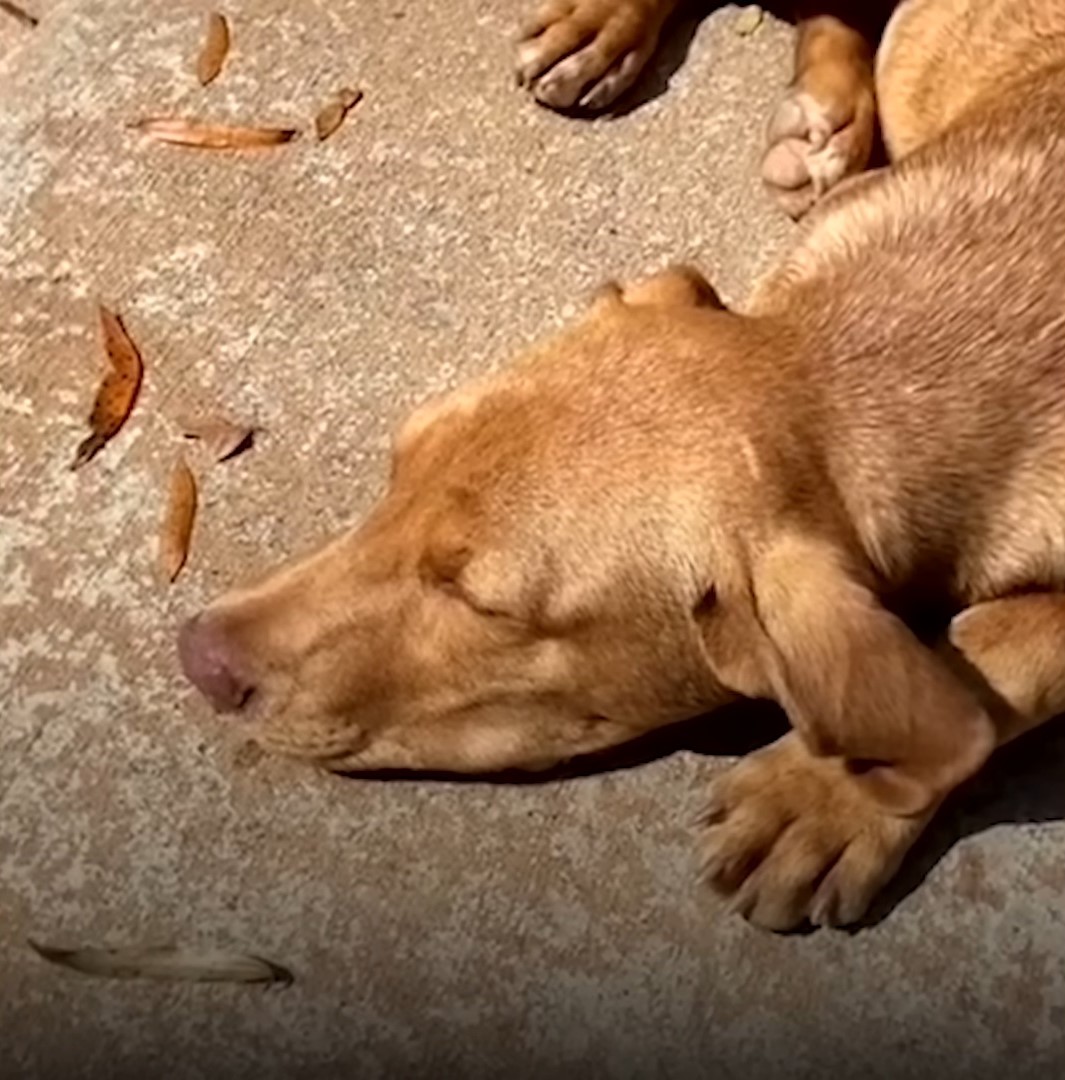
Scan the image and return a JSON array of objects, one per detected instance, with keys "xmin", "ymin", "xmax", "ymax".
[{"xmin": 178, "ymin": 614, "xmax": 255, "ymax": 712}]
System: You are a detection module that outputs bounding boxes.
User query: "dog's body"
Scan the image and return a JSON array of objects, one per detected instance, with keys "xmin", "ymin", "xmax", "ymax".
[{"xmin": 180, "ymin": 0, "xmax": 1065, "ymax": 930}]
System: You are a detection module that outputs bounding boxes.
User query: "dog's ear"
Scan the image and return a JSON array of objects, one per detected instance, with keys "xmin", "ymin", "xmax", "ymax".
[
  {"xmin": 594, "ymin": 265, "xmax": 725, "ymax": 313},
  {"xmin": 621, "ymin": 264, "xmax": 725, "ymax": 309},
  {"xmin": 698, "ymin": 536, "xmax": 995, "ymax": 815}
]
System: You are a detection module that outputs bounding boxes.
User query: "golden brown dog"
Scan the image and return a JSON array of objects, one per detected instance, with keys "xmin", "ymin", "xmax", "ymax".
[
  {"xmin": 181, "ymin": 0, "xmax": 1065, "ymax": 931},
  {"xmin": 517, "ymin": 1, "xmax": 893, "ymax": 217}
]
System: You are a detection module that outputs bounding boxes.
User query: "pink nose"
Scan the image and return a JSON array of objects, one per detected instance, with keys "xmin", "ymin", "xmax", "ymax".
[{"xmin": 178, "ymin": 614, "xmax": 255, "ymax": 712}]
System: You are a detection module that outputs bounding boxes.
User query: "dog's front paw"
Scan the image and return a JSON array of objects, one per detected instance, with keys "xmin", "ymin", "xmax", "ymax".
[
  {"xmin": 699, "ymin": 734, "xmax": 929, "ymax": 931},
  {"xmin": 516, "ymin": 0, "xmax": 674, "ymax": 112},
  {"xmin": 761, "ymin": 72, "xmax": 876, "ymax": 219}
]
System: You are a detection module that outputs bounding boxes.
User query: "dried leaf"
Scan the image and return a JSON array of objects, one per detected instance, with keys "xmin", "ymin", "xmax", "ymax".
[
  {"xmin": 0, "ymin": 1, "xmax": 38, "ymax": 28},
  {"xmin": 196, "ymin": 12, "xmax": 230, "ymax": 86},
  {"xmin": 337, "ymin": 87, "xmax": 363, "ymax": 110},
  {"xmin": 160, "ymin": 457, "xmax": 198, "ymax": 582},
  {"xmin": 733, "ymin": 5, "xmax": 764, "ymax": 36},
  {"xmin": 314, "ymin": 87, "xmax": 363, "ymax": 141},
  {"xmin": 314, "ymin": 101, "xmax": 346, "ymax": 142},
  {"xmin": 71, "ymin": 306, "xmax": 144, "ymax": 470},
  {"xmin": 179, "ymin": 413, "xmax": 254, "ymax": 462},
  {"xmin": 29, "ymin": 941, "xmax": 293, "ymax": 985},
  {"xmin": 130, "ymin": 117, "xmax": 298, "ymax": 149}
]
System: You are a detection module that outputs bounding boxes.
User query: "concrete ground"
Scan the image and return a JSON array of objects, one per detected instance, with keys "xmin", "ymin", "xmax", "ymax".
[{"xmin": 2, "ymin": 1, "xmax": 1065, "ymax": 1077}]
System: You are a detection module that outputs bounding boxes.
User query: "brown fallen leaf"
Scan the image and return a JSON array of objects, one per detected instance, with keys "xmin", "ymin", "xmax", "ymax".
[
  {"xmin": 160, "ymin": 457, "xmax": 198, "ymax": 582},
  {"xmin": 179, "ymin": 413, "xmax": 255, "ymax": 462},
  {"xmin": 0, "ymin": 1, "xmax": 38, "ymax": 28},
  {"xmin": 130, "ymin": 117, "xmax": 298, "ymax": 149},
  {"xmin": 196, "ymin": 11, "xmax": 230, "ymax": 86},
  {"xmin": 314, "ymin": 86, "xmax": 363, "ymax": 141},
  {"xmin": 29, "ymin": 941, "xmax": 293, "ymax": 985},
  {"xmin": 71, "ymin": 306, "xmax": 144, "ymax": 470}
]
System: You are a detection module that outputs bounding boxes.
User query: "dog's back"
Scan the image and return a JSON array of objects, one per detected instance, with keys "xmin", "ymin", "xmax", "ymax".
[
  {"xmin": 750, "ymin": 6, "xmax": 1065, "ymax": 601},
  {"xmin": 878, "ymin": 0, "xmax": 1065, "ymax": 159}
]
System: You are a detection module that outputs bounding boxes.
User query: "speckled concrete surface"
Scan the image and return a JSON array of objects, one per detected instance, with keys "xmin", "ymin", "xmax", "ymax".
[{"xmin": 2, "ymin": 2, "xmax": 1065, "ymax": 1078}]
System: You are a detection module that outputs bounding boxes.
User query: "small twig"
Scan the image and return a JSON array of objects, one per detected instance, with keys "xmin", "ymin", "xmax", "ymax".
[{"xmin": 0, "ymin": 1, "xmax": 38, "ymax": 28}]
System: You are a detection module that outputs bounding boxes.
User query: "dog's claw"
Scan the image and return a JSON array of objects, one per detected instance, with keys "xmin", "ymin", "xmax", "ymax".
[
  {"xmin": 516, "ymin": 0, "xmax": 671, "ymax": 113},
  {"xmin": 698, "ymin": 734, "xmax": 928, "ymax": 932}
]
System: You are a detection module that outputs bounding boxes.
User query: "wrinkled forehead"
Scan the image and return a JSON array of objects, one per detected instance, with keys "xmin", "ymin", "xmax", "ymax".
[
  {"xmin": 393, "ymin": 298, "xmax": 659, "ymax": 467},
  {"xmin": 387, "ymin": 380, "xmax": 647, "ymax": 606},
  {"xmin": 392, "ymin": 372, "xmax": 566, "ymax": 508}
]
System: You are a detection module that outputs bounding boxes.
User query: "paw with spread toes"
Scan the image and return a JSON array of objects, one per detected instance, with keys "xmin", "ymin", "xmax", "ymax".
[
  {"xmin": 516, "ymin": 0, "xmax": 676, "ymax": 113},
  {"xmin": 699, "ymin": 734, "xmax": 931, "ymax": 931}
]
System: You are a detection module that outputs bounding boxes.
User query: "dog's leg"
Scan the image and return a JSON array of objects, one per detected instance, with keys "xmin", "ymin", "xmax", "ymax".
[
  {"xmin": 946, "ymin": 593, "xmax": 1065, "ymax": 746},
  {"xmin": 699, "ymin": 592, "xmax": 1065, "ymax": 931},
  {"xmin": 762, "ymin": 3, "xmax": 890, "ymax": 219},
  {"xmin": 516, "ymin": 0, "xmax": 680, "ymax": 112}
]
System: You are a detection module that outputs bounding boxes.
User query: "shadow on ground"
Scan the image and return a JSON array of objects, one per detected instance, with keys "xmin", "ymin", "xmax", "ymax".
[
  {"xmin": 865, "ymin": 718, "xmax": 1065, "ymax": 925},
  {"xmin": 607, "ymin": 6, "xmax": 713, "ymax": 118},
  {"xmin": 348, "ymin": 700, "xmax": 1065, "ymax": 930}
]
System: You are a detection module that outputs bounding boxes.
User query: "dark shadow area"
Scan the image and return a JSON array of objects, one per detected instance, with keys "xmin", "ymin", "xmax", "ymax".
[
  {"xmin": 596, "ymin": 0, "xmax": 897, "ymax": 154},
  {"xmin": 347, "ymin": 691, "xmax": 1065, "ymax": 930},
  {"xmin": 622, "ymin": 0, "xmax": 897, "ymax": 121},
  {"xmin": 340, "ymin": 696, "xmax": 791, "ymax": 786},
  {"xmin": 603, "ymin": 5, "xmax": 714, "ymax": 119},
  {"xmin": 758, "ymin": 0, "xmax": 897, "ymax": 38},
  {"xmin": 859, "ymin": 716, "xmax": 1065, "ymax": 929}
]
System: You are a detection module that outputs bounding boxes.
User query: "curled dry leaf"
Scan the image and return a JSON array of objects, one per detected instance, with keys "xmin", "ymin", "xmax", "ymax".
[
  {"xmin": 733, "ymin": 5, "xmax": 764, "ymax": 36},
  {"xmin": 196, "ymin": 12, "xmax": 230, "ymax": 86},
  {"xmin": 29, "ymin": 941, "xmax": 293, "ymax": 985},
  {"xmin": 0, "ymin": 1, "xmax": 38, "ymax": 28},
  {"xmin": 160, "ymin": 457, "xmax": 198, "ymax": 583},
  {"xmin": 130, "ymin": 117, "xmax": 298, "ymax": 149},
  {"xmin": 179, "ymin": 413, "xmax": 255, "ymax": 462},
  {"xmin": 314, "ymin": 86, "xmax": 363, "ymax": 141},
  {"xmin": 71, "ymin": 306, "xmax": 144, "ymax": 470}
]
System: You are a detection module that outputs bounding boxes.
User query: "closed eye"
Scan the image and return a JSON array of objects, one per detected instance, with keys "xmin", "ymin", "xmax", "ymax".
[
  {"xmin": 452, "ymin": 583, "xmax": 513, "ymax": 620},
  {"xmin": 419, "ymin": 547, "xmax": 524, "ymax": 624},
  {"xmin": 434, "ymin": 577, "xmax": 518, "ymax": 622}
]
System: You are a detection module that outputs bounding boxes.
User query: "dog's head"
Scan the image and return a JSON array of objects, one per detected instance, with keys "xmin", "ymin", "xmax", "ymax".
[{"xmin": 179, "ymin": 269, "xmax": 797, "ymax": 773}]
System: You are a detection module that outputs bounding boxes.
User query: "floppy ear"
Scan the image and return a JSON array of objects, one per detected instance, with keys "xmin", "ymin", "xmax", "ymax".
[
  {"xmin": 717, "ymin": 536, "xmax": 995, "ymax": 816},
  {"xmin": 590, "ymin": 266, "xmax": 724, "ymax": 316},
  {"xmin": 615, "ymin": 264, "xmax": 725, "ymax": 310}
]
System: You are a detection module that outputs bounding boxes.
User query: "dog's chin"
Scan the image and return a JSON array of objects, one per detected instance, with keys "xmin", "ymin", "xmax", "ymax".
[
  {"xmin": 242, "ymin": 700, "xmax": 637, "ymax": 776},
  {"xmin": 302, "ymin": 729, "xmax": 578, "ymax": 778},
  {"xmin": 249, "ymin": 706, "xmax": 372, "ymax": 768}
]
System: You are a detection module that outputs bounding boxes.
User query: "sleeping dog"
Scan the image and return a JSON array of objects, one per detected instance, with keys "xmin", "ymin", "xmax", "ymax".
[{"xmin": 180, "ymin": 0, "xmax": 1065, "ymax": 930}]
